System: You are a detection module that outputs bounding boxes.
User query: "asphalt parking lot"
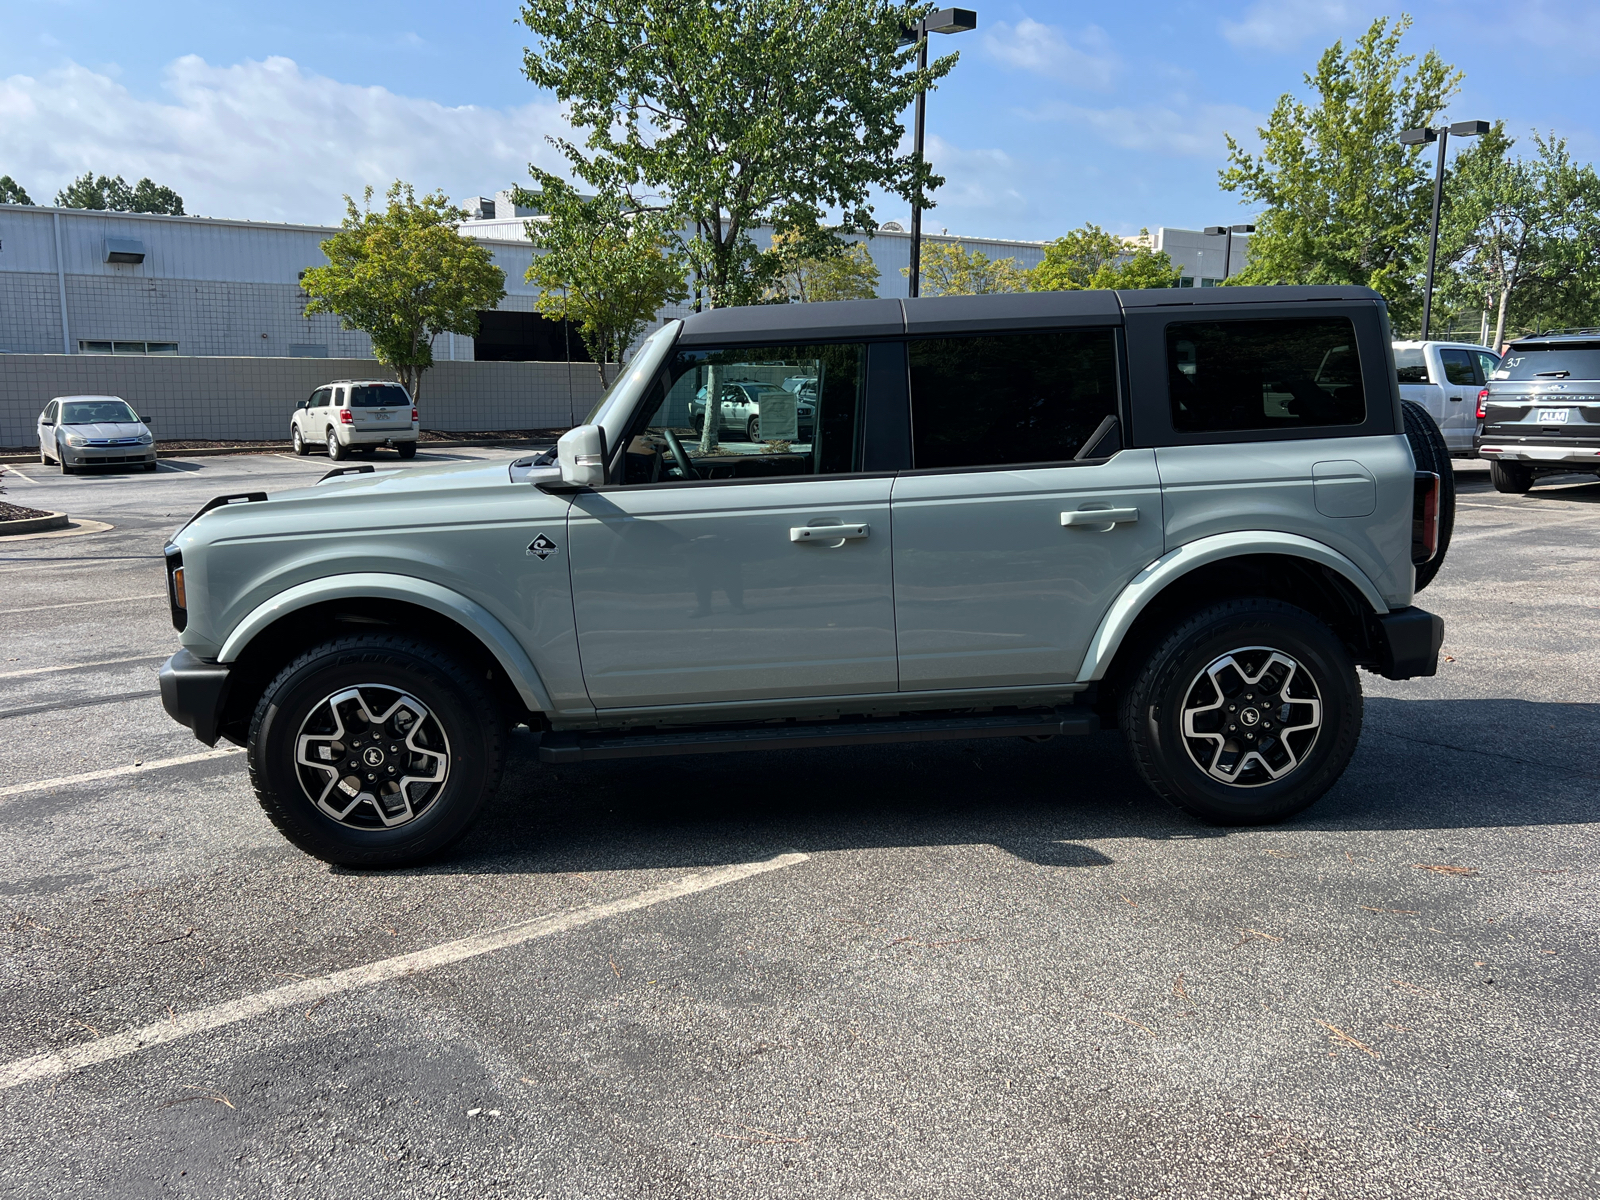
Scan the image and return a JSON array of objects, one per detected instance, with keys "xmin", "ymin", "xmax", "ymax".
[{"xmin": 0, "ymin": 451, "xmax": 1596, "ymax": 1199}]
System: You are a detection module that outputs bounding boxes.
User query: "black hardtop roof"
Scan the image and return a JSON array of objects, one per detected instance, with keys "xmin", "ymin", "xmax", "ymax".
[{"xmin": 674, "ymin": 285, "xmax": 1384, "ymax": 346}]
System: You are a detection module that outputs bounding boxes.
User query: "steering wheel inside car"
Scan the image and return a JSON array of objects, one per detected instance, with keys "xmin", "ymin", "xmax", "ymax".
[{"xmin": 661, "ymin": 428, "xmax": 699, "ymax": 480}]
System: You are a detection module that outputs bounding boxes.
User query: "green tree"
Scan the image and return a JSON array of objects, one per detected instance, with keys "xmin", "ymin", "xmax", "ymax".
[
  {"xmin": 1438, "ymin": 126, "xmax": 1600, "ymax": 346},
  {"xmin": 0, "ymin": 175, "xmax": 33, "ymax": 206},
  {"xmin": 1030, "ymin": 223, "xmax": 1124, "ymax": 291},
  {"xmin": 905, "ymin": 242, "xmax": 1029, "ymax": 296},
  {"xmin": 300, "ymin": 182, "xmax": 506, "ymax": 401},
  {"xmin": 55, "ymin": 172, "xmax": 186, "ymax": 214},
  {"xmin": 1086, "ymin": 241, "xmax": 1182, "ymax": 290},
  {"xmin": 518, "ymin": 0, "xmax": 954, "ymax": 308},
  {"xmin": 764, "ymin": 229, "xmax": 881, "ymax": 302},
  {"xmin": 1218, "ymin": 16, "xmax": 1460, "ymax": 323},
  {"xmin": 518, "ymin": 172, "xmax": 689, "ymax": 384}
]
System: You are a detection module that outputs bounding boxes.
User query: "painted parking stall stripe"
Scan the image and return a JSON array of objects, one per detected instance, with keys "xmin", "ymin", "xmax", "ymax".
[
  {"xmin": 0, "ymin": 593, "xmax": 164, "ymax": 617},
  {"xmin": 0, "ymin": 747, "xmax": 243, "ymax": 802},
  {"xmin": 0, "ymin": 852, "xmax": 808, "ymax": 1091}
]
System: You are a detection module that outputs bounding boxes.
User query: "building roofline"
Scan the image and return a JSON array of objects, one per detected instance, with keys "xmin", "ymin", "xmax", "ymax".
[{"xmin": 0, "ymin": 202, "xmax": 342, "ymax": 236}]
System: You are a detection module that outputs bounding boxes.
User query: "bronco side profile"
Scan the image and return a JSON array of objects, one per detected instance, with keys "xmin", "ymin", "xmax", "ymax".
[{"xmin": 160, "ymin": 287, "xmax": 1447, "ymax": 866}]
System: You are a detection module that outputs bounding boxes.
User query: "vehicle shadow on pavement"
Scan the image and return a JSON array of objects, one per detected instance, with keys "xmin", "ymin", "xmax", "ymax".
[
  {"xmin": 397, "ymin": 696, "xmax": 1599, "ymax": 877},
  {"xmin": 1456, "ymin": 473, "xmax": 1600, "ymax": 502}
]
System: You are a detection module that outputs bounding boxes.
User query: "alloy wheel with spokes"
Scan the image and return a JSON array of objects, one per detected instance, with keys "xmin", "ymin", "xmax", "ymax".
[
  {"xmin": 1179, "ymin": 647, "xmax": 1322, "ymax": 787},
  {"xmin": 294, "ymin": 685, "xmax": 450, "ymax": 828}
]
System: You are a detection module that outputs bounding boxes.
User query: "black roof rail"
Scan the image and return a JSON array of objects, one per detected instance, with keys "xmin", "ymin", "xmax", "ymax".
[
  {"xmin": 174, "ymin": 491, "xmax": 268, "ymax": 535},
  {"xmin": 320, "ymin": 464, "xmax": 376, "ymax": 482}
]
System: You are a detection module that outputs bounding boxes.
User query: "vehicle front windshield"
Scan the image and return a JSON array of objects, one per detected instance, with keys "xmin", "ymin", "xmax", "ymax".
[
  {"xmin": 1494, "ymin": 345, "xmax": 1600, "ymax": 381},
  {"xmin": 584, "ymin": 322, "xmax": 682, "ymax": 429},
  {"xmin": 61, "ymin": 400, "xmax": 138, "ymax": 424}
]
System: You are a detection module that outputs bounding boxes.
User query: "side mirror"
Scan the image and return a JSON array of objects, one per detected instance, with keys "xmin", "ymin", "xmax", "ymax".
[{"xmin": 556, "ymin": 424, "xmax": 608, "ymax": 489}]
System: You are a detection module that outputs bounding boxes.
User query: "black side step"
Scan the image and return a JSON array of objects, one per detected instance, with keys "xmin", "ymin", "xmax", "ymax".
[{"xmin": 538, "ymin": 707, "xmax": 1098, "ymax": 764}]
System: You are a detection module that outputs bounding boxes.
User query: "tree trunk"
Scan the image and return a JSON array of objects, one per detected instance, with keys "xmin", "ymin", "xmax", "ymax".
[
  {"xmin": 1493, "ymin": 286, "xmax": 1510, "ymax": 353},
  {"xmin": 698, "ymin": 362, "xmax": 720, "ymax": 454}
]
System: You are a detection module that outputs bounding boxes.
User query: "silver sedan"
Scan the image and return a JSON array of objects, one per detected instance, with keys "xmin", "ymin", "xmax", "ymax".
[{"xmin": 37, "ymin": 395, "xmax": 158, "ymax": 474}]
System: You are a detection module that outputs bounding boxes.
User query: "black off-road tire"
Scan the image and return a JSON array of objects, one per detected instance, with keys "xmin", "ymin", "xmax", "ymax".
[
  {"xmin": 1490, "ymin": 459, "xmax": 1534, "ymax": 494},
  {"xmin": 1401, "ymin": 399, "xmax": 1454, "ymax": 591},
  {"xmin": 247, "ymin": 635, "xmax": 505, "ymax": 867},
  {"xmin": 1119, "ymin": 598, "xmax": 1362, "ymax": 826}
]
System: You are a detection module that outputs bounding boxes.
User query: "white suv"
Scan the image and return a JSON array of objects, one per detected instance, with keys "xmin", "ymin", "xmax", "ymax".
[{"xmin": 291, "ymin": 380, "xmax": 419, "ymax": 460}]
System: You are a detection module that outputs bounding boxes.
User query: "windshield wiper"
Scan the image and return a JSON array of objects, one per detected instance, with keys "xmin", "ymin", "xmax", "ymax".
[{"xmin": 1534, "ymin": 370, "xmax": 1571, "ymax": 377}]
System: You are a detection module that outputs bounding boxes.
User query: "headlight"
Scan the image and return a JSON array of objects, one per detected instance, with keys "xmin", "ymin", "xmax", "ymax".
[
  {"xmin": 138, "ymin": 432, "xmax": 154, "ymax": 445},
  {"xmin": 65, "ymin": 433, "xmax": 87, "ymax": 447}
]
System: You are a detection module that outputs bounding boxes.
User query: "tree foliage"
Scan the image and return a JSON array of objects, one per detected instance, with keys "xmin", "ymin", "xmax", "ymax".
[
  {"xmin": 905, "ymin": 243, "xmax": 1029, "ymax": 297},
  {"xmin": 1088, "ymin": 242, "xmax": 1183, "ymax": 290},
  {"xmin": 764, "ymin": 229, "xmax": 881, "ymax": 303},
  {"xmin": 1030, "ymin": 224, "xmax": 1124, "ymax": 291},
  {"xmin": 1439, "ymin": 125, "xmax": 1600, "ymax": 345},
  {"xmin": 55, "ymin": 172, "xmax": 186, "ymax": 215},
  {"xmin": 519, "ymin": 172, "xmax": 689, "ymax": 383},
  {"xmin": 300, "ymin": 182, "xmax": 506, "ymax": 401},
  {"xmin": 518, "ymin": 0, "xmax": 955, "ymax": 307},
  {"xmin": 0, "ymin": 175, "xmax": 32, "ymax": 206},
  {"xmin": 1219, "ymin": 16, "xmax": 1459, "ymax": 323}
]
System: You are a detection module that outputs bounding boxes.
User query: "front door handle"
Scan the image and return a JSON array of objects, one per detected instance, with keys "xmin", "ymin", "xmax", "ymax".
[
  {"xmin": 1061, "ymin": 507, "xmax": 1139, "ymax": 527},
  {"xmin": 791, "ymin": 523, "xmax": 869, "ymax": 543}
]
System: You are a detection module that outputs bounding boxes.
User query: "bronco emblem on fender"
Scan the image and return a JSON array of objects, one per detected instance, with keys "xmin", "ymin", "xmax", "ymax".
[{"xmin": 527, "ymin": 534, "xmax": 558, "ymax": 559}]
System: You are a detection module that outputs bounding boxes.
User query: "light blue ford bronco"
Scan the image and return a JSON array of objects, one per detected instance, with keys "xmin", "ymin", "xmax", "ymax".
[{"xmin": 160, "ymin": 287, "xmax": 1448, "ymax": 866}]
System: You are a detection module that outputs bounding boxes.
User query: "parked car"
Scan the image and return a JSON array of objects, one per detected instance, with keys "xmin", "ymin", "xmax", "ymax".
[
  {"xmin": 1392, "ymin": 340, "xmax": 1500, "ymax": 456},
  {"xmin": 1476, "ymin": 330, "xmax": 1600, "ymax": 492},
  {"xmin": 36, "ymin": 395, "xmax": 157, "ymax": 474},
  {"xmin": 291, "ymin": 380, "xmax": 418, "ymax": 460},
  {"xmin": 161, "ymin": 287, "xmax": 1446, "ymax": 867},
  {"xmin": 689, "ymin": 381, "xmax": 816, "ymax": 442}
]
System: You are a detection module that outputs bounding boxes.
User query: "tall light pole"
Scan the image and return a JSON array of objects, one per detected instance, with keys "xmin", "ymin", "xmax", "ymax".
[
  {"xmin": 899, "ymin": 8, "xmax": 977, "ymax": 299},
  {"xmin": 1399, "ymin": 119, "xmax": 1489, "ymax": 339},
  {"xmin": 1202, "ymin": 224, "xmax": 1255, "ymax": 282}
]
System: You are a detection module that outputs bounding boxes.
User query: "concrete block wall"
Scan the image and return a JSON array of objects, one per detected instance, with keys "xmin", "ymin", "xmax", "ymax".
[{"xmin": 0, "ymin": 355, "xmax": 605, "ymax": 446}]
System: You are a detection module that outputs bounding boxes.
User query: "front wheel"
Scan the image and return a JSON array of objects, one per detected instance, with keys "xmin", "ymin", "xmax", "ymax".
[
  {"xmin": 58, "ymin": 443, "xmax": 76, "ymax": 475},
  {"xmin": 1119, "ymin": 598, "xmax": 1362, "ymax": 826},
  {"xmin": 247, "ymin": 635, "xmax": 505, "ymax": 867},
  {"xmin": 326, "ymin": 429, "xmax": 347, "ymax": 461},
  {"xmin": 1490, "ymin": 460, "xmax": 1533, "ymax": 493},
  {"xmin": 292, "ymin": 425, "xmax": 309, "ymax": 456},
  {"xmin": 747, "ymin": 416, "xmax": 760, "ymax": 442}
]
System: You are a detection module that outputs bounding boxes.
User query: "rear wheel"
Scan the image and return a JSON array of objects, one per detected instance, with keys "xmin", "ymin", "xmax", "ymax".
[
  {"xmin": 1490, "ymin": 460, "xmax": 1534, "ymax": 494},
  {"xmin": 326, "ymin": 429, "xmax": 347, "ymax": 461},
  {"xmin": 247, "ymin": 635, "xmax": 505, "ymax": 867},
  {"xmin": 396, "ymin": 442, "xmax": 417, "ymax": 460},
  {"xmin": 1401, "ymin": 400, "xmax": 1454, "ymax": 590},
  {"xmin": 1120, "ymin": 598, "xmax": 1362, "ymax": 826}
]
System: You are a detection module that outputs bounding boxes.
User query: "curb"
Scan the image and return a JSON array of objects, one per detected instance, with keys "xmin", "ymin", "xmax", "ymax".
[
  {"xmin": 0, "ymin": 510, "xmax": 70, "ymax": 536},
  {"xmin": 0, "ymin": 439, "xmax": 554, "ymax": 465}
]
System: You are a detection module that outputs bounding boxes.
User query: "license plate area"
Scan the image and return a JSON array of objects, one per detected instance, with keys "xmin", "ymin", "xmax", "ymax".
[{"xmin": 1536, "ymin": 408, "xmax": 1570, "ymax": 423}]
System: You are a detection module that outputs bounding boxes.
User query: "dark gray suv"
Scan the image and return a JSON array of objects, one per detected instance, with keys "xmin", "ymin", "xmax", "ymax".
[{"xmin": 1477, "ymin": 331, "xmax": 1600, "ymax": 492}]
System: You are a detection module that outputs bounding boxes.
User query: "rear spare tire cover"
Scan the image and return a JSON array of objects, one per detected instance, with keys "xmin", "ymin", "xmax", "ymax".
[{"xmin": 1401, "ymin": 399, "xmax": 1454, "ymax": 591}]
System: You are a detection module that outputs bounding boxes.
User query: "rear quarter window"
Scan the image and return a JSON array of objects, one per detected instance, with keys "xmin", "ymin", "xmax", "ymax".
[{"xmin": 1167, "ymin": 318, "xmax": 1366, "ymax": 433}]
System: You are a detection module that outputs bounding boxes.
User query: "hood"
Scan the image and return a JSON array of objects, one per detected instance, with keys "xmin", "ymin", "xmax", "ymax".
[{"xmin": 60, "ymin": 421, "xmax": 149, "ymax": 440}]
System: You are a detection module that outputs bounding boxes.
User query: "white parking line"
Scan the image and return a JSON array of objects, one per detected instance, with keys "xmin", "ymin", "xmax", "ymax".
[
  {"xmin": 0, "ymin": 655, "xmax": 162, "ymax": 680},
  {"xmin": 0, "ymin": 593, "xmax": 164, "ymax": 616},
  {"xmin": 0, "ymin": 851, "xmax": 808, "ymax": 1091},
  {"xmin": 0, "ymin": 746, "xmax": 242, "ymax": 801}
]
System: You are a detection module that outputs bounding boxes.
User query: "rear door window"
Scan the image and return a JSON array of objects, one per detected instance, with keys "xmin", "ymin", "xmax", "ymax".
[
  {"xmin": 1394, "ymin": 346, "xmax": 1430, "ymax": 383},
  {"xmin": 1167, "ymin": 318, "xmax": 1366, "ymax": 433},
  {"xmin": 1439, "ymin": 349, "xmax": 1477, "ymax": 386},
  {"xmin": 907, "ymin": 329, "xmax": 1119, "ymax": 470}
]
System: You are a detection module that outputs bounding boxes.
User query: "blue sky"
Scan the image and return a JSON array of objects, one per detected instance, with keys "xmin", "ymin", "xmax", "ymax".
[{"xmin": 3, "ymin": 1, "xmax": 1598, "ymax": 240}]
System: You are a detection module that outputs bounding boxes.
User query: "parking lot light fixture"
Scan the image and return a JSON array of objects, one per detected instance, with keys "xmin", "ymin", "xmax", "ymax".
[
  {"xmin": 1203, "ymin": 224, "xmax": 1256, "ymax": 281},
  {"xmin": 899, "ymin": 8, "xmax": 978, "ymax": 299},
  {"xmin": 1400, "ymin": 120, "xmax": 1490, "ymax": 339}
]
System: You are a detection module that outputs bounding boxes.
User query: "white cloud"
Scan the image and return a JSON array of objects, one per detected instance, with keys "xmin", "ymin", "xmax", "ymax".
[
  {"xmin": 1221, "ymin": 1, "xmax": 1355, "ymax": 52},
  {"xmin": 983, "ymin": 19, "xmax": 1118, "ymax": 91},
  {"xmin": 0, "ymin": 56, "xmax": 571, "ymax": 224},
  {"xmin": 1025, "ymin": 100, "xmax": 1263, "ymax": 158}
]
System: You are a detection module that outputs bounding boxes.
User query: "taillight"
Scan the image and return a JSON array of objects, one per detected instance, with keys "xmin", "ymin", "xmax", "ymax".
[
  {"xmin": 1476, "ymin": 388, "xmax": 1489, "ymax": 419},
  {"xmin": 411, "ymin": 407, "xmax": 418, "ymax": 422},
  {"xmin": 1412, "ymin": 472, "xmax": 1440, "ymax": 566},
  {"xmin": 339, "ymin": 409, "xmax": 353, "ymax": 424}
]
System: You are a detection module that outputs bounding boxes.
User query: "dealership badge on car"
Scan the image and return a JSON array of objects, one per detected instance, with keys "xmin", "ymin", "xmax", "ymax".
[{"xmin": 526, "ymin": 534, "xmax": 558, "ymax": 559}]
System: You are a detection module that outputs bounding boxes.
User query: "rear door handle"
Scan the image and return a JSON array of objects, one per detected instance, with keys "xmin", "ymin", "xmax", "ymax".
[
  {"xmin": 791, "ymin": 524, "xmax": 869, "ymax": 542},
  {"xmin": 1061, "ymin": 507, "xmax": 1139, "ymax": 527},
  {"xmin": 1448, "ymin": 395, "xmax": 1464, "ymax": 401}
]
